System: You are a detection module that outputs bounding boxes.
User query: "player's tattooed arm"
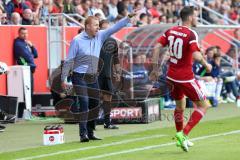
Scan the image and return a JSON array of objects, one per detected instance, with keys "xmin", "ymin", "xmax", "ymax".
[
  {"xmin": 149, "ymin": 43, "xmax": 162, "ymax": 81},
  {"xmin": 152, "ymin": 43, "xmax": 163, "ymax": 71}
]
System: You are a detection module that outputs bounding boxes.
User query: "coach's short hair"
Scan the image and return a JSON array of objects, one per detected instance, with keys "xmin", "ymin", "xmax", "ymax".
[
  {"xmin": 84, "ymin": 16, "xmax": 99, "ymax": 27},
  {"xmin": 18, "ymin": 27, "xmax": 27, "ymax": 33},
  {"xmin": 180, "ymin": 6, "xmax": 195, "ymax": 22}
]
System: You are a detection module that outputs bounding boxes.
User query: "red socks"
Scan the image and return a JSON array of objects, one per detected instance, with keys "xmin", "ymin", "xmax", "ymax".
[
  {"xmin": 174, "ymin": 109, "xmax": 184, "ymax": 132},
  {"xmin": 183, "ymin": 108, "xmax": 206, "ymax": 136}
]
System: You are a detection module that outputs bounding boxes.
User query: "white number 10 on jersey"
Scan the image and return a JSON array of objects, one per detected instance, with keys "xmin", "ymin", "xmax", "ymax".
[{"xmin": 168, "ymin": 36, "xmax": 183, "ymax": 63}]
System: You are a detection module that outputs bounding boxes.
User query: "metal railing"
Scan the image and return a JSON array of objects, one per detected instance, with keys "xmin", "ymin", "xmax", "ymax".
[
  {"xmin": 47, "ymin": 13, "xmax": 85, "ymax": 79},
  {"xmin": 191, "ymin": 0, "xmax": 239, "ymax": 25}
]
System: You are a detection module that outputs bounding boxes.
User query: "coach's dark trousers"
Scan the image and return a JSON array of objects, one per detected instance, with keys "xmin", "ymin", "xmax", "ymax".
[{"xmin": 72, "ymin": 72, "xmax": 100, "ymax": 137}]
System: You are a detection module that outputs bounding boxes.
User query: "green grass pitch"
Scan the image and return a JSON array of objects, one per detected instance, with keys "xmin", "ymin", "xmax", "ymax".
[{"xmin": 0, "ymin": 104, "xmax": 240, "ymax": 160}]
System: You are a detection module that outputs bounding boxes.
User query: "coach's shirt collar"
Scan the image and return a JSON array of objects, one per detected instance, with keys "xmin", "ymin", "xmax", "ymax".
[{"xmin": 82, "ymin": 31, "xmax": 97, "ymax": 39}]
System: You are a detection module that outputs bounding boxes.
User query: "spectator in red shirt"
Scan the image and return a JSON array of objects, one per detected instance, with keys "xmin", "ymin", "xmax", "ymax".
[
  {"xmin": 51, "ymin": 0, "xmax": 64, "ymax": 13},
  {"xmin": 6, "ymin": 0, "xmax": 29, "ymax": 18},
  {"xmin": 148, "ymin": 0, "xmax": 160, "ymax": 18}
]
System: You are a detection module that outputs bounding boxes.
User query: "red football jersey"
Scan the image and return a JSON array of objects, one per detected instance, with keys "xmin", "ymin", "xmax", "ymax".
[{"xmin": 157, "ymin": 26, "xmax": 200, "ymax": 82}]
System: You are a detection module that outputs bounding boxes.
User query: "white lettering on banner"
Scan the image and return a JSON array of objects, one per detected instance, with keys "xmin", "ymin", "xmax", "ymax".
[
  {"xmin": 110, "ymin": 108, "xmax": 142, "ymax": 119},
  {"xmin": 148, "ymin": 105, "xmax": 159, "ymax": 116}
]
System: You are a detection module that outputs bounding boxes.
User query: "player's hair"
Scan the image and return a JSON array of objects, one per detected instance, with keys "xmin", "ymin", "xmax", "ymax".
[
  {"xmin": 180, "ymin": 6, "xmax": 195, "ymax": 22},
  {"xmin": 18, "ymin": 27, "xmax": 27, "ymax": 33},
  {"xmin": 84, "ymin": 16, "xmax": 98, "ymax": 27}
]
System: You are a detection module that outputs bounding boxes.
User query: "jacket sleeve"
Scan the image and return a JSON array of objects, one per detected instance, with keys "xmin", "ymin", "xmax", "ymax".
[
  {"xmin": 14, "ymin": 41, "xmax": 34, "ymax": 64},
  {"xmin": 31, "ymin": 46, "xmax": 38, "ymax": 58}
]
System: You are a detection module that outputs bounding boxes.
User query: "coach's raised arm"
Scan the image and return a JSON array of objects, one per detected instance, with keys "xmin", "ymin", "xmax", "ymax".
[
  {"xmin": 99, "ymin": 16, "xmax": 132, "ymax": 42},
  {"xmin": 61, "ymin": 13, "xmax": 136, "ymax": 84}
]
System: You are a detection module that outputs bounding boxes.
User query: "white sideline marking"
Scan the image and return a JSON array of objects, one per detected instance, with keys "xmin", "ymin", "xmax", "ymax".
[
  {"xmin": 75, "ymin": 130, "xmax": 240, "ymax": 160},
  {"xmin": 15, "ymin": 134, "xmax": 167, "ymax": 160}
]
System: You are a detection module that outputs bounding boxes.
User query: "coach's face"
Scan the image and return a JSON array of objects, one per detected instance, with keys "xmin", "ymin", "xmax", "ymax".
[
  {"xmin": 86, "ymin": 19, "xmax": 100, "ymax": 37},
  {"xmin": 19, "ymin": 29, "xmax": 28, "ymax": 40}
]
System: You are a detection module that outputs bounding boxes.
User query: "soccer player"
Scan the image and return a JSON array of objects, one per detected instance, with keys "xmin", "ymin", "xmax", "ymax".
[{"xmin": 150, "ymin": 6, "xmax": 212, "ymax": 152}]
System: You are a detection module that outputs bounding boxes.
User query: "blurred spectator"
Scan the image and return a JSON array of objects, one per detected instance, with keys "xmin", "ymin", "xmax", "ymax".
[
  {"xmin": 25, "ymin": 0, "xmax": 42, "ymax": 15},
  {"xmin": 5, "ymin": 0, "xmax": 29, "ymax": 18},
  {"xmin": 136, "ymin": 13, "xmax": 148, "ymax": 26},
  {"xmin": 0, "ymin": 13, "xmax": 8, "ymax": 24},
  {"xmin": 88, "ymin": 0, "xmax": 96, "ymax": 16},
  {"xmin": 206, "ymin": 46, "xmax": 216, "ymax": 61},
  {"xmin": 144, "ymin": 0, "xmax": 153, "ymax": 14},
  {"xmin": 0, "ymin": 6, "xmax": 8, "ymax": 25},
  {"xmin": 39, "ymin": 0, "xmax": 52, "ymax": 24},
  {"xmin": 22, "ymin": 8, "xmax": 34, "ymax": 25},
  {"xmin": 219, "ymin": 5, "xmax": 231, "ymax": 24},
  {"xmin": 167, "ymin": 16, "xmax": 174, "ymax": 23},
  {"xmin": 80, "ymin": 0, "xmax": 91, "ymax": 17},
  {"xmin": 227, "ymin": 29, "xmax": 240, "ymax": 60},
  {"xmin": 63, "ymin": 0, "xmax": 75, "ymax": 14},
  {"xmin": 107, "ymin": 0, "xmax": 118, "ymax": 21},
  {"xmin": 25, "ymin": 0, "xmax": 33, "ymax": 9},
  {"xmin": 51, "ymin": 0, "xmax": 64, "ymax": 13},
  {"xmin": 148, "ymin": 0, "xmax": 160, "ymax": 18},
  {"xmin": 229, "ymin": 2, "xmax": 239, "ymax": 23},
  {"xmin": 159, "ymin": 14, "xmax": 167, "ymax": 23},
  {"xmin": 133, "ymin": 0, "xmax": 142, "ymax": 11},
  {"xmin": 127, "ymin": 0, "xmax": 135, "ymax": 13},
  {"xmin": 132, "ymin": 54, "xmax": 149, "ymax": 85},
  {"xmin": 93, "ymin": 0, "xmax": 106, "ymax": 19},
  {"xmin": 73, "ymin": 0, "xmax": 81, "ymax": 6},
  {"xmin": 10, "ymin": 12, "xmax": 21, "ymax": 25},
  {"xmin": 102, "ymin": 0, "xmax": 110, "ymax": 17},
  {"xmin": 75, "ymin": 4, "xmax": 85, "ymax": 16},
  {"xmin": 117, "ymin": 0, "xmax": 129, "ymax": 16}
]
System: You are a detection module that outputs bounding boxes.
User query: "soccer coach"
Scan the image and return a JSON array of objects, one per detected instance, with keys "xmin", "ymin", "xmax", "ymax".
[{"xmin": 61, "ymin": 14, "xmax": 135, "ymax": 142}]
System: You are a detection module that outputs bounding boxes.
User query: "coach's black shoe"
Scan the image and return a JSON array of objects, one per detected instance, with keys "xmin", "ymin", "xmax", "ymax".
[
  {"xmin": 88, "ymin": 135, "xmax": 102, "ymax": 140},
  {"xmin": 0, "ymin": 125, "xmax": 6, "ymax": 132},
  {"xmin": 104, "ymin": 124, "xmax": 119, "ymax": 129},
  {"xmin": 80, "ymin": 135, "xmax": 89, "ymax": 142}
]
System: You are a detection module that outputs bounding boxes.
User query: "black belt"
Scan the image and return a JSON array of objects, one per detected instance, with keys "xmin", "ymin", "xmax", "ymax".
[{"xmin": 73, "ymin": 72, "xmax": 98, "ymax": 82}]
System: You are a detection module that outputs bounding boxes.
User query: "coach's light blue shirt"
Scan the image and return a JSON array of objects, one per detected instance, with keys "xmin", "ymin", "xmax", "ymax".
[{"xmin": 61, "ymin": 17, "xmax": 130, "ymax": 81}]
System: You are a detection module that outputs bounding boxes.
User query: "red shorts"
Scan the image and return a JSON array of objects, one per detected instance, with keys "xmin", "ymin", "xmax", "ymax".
[{"xmin": 167, "ymin": 79, "xmax": 206, "ymax": 101}]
